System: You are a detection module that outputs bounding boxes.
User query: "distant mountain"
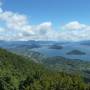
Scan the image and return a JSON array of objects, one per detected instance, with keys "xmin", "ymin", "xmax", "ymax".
[
  {"xmin": 80, "ymin": 40, "xmax": 90, "ymax": 46},
  {"xmin": 67, "ymin": 50, "xmax": 86, "ymax": 55},
  {"xmin": 0, "ymin": 40, "xmax": 42, "ymax": 49},
  {"xmin": 0, "ymin": 40, "xmax": 90, "ymax": 60},
  {"xmin": 0, "ymin": 40, "xmax": 54, "ymax": 48}
]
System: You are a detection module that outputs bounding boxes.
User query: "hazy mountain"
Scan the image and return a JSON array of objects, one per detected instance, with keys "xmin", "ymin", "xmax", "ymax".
[
  {"xmin": 0, "ymin": 40, "xmax": 90, "ymax": 61},
  {"xmin": 80, "ymin": 40, "xmax": 90, "ymax": 46}
]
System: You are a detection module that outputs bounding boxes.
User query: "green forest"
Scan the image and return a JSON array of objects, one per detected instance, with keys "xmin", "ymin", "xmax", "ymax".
[{"xmin": 0, "ymin": 48, "xmax": 90, "ymax": 90}]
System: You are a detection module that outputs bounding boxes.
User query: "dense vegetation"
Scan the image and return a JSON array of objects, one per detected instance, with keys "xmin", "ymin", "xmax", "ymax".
[
  {"xmin": 43, "ymin": 57, "xmax": 90, "ymax": 73},
  {"xmin": 12, "ymin": 48, "xmax": 90, "ymax": 81},
  {"xmin": 0, "ymin": 48, "xmax": 90, "ymax": 90}
]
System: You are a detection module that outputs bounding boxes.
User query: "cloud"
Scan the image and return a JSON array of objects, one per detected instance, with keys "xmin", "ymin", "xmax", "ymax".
[
  {"xmin": 0, "ymin": 2, "xmax": 90, "ymax": 41},
  {"xmin": 0, "ymin": 6, "xmax": 53, "ymax": 41},
  {"xmin": 60, "ymin": 21, "xmax": 90, "ymax": 41},
  {"xmin": 0, "ymin": 27, "xmax": 4, "ymax": 32},
  {"xmin": 33, "ymin": 22, "xmax": 52, "ymax": 35},
  {"xmin": 36, "ymin": 22, "xmax": 52, "ymax": 31},
  {"xmin": 0, "ymin": 10, "xmax": 33, "ymax": 34},
  {"xmin": 62, "ymin": 21, "xmax": 87, "ymax": 30}
]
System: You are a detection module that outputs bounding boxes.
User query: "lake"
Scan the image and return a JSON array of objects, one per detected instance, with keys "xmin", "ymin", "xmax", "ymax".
[{"xmin": 31, "ymin": 44, "xmax": 90, "ymax": 61}]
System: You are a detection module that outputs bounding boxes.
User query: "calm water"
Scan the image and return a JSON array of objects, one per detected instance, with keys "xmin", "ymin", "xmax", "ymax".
[{"xmin": 31, "ymin": 45, "xmax": 90, "ymax": 61}]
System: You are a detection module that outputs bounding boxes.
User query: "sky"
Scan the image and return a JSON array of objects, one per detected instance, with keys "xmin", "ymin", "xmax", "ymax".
[{"xmin": 0, "ymin": 0, "xmax": 90, "ymax": 41}]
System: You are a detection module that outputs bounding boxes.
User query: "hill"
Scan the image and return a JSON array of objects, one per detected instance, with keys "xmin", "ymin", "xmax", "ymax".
[
  {"xmin": 67, "ymin": 50, "xmax": 86, "ymax": 55},
  {"xmin": 49, "ymin": 44, "xmax": 63, "ymax": 49},
  {"xmin": 0, "ymin": 48, "xmax": 90, "ymax": 90},
  {"xmin": 80, "ymin": 40, "xmax": 90, "ymax": 46},
  {"xmin": 0, "ymin": 48, "xmax": 45, "ymax": 89}
]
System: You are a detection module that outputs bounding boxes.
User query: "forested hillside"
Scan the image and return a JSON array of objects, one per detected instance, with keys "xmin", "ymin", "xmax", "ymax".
[{"xmin": 0, "ymin": 48, "xmax": 90, "ymax": 90}]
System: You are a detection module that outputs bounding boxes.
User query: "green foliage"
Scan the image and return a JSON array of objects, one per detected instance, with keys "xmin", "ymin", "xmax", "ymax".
[
  {"xmin": 0, "ymin": 48, "xmax": 89, "ymax": 90},
  {"xmin": 19, "ymin": 72, "xmax": 90, "ymax": 90},
  {"xmin": 0, "ymin": 76, "xmax": 16, "ymax": 90}
]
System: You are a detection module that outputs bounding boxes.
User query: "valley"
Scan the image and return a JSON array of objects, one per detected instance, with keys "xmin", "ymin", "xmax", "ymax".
[{"xmin": 0, "ymin": 41, "xmax": 90, "ymax": 80}]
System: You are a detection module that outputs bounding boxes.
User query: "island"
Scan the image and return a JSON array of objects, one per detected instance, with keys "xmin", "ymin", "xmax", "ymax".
[
  {"xmin": 67, "ymin": 50, "xmax": 86, "ymax": 55},
  {"xmin": 49, "ymin": 45, "xmax": 63, "ymax": 50}
]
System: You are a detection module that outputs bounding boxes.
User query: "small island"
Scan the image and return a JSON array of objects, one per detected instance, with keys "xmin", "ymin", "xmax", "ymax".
[
  {"xmin": 49, "ymin": 45, "xmax": 63, "ymax": 50},
  {"xmin": 67, "ymin": 50, "xmax": 86, "ymax": 55}
]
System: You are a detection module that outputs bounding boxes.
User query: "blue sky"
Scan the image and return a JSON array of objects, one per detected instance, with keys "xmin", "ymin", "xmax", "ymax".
[
  {"xmin": 2, "ymin": 0, "xmax": 90, "ymax": 26},
  {"xmin": 0, "ymin": 0, "xmax": 90, "ymax": 41}
]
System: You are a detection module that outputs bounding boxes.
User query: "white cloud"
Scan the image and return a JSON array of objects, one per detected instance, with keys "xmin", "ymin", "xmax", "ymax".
[
  {"xmin": 62, "ymin": 21, "xmax": 87, "ymax": 30},
  {"xmin": 0, "ymin": 8, "xmax": 2, "ymax": 13},
  {"xmin": 0, "ymin": 10, "xmax": 33, "ymax": 34},
  {"xmin": 0, "ymin": 6, "xmax": 53, "ymax": 41},
  {"xmin": 59, "ymin": 21, "xmax": 90, "ymax": 41},
  {"xmin": 0, "ymin": 27, "xmax": 4, "ymax": 32},
  {"xmin": 36, "ymin": 22, "xmax": 52, "ymax": 31},
  {"xmin": 0, "ymin": 2, "xmax": 90, "ymax": 41},
  {"xmin": 33, "ymin": 22, "xmax": 52, "ymax": 35}
]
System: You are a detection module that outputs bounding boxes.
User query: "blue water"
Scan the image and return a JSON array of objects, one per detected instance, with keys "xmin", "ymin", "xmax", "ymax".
[{"xmin": 31, "ymin": 45, "xmax": 90, "ymax": 61}]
